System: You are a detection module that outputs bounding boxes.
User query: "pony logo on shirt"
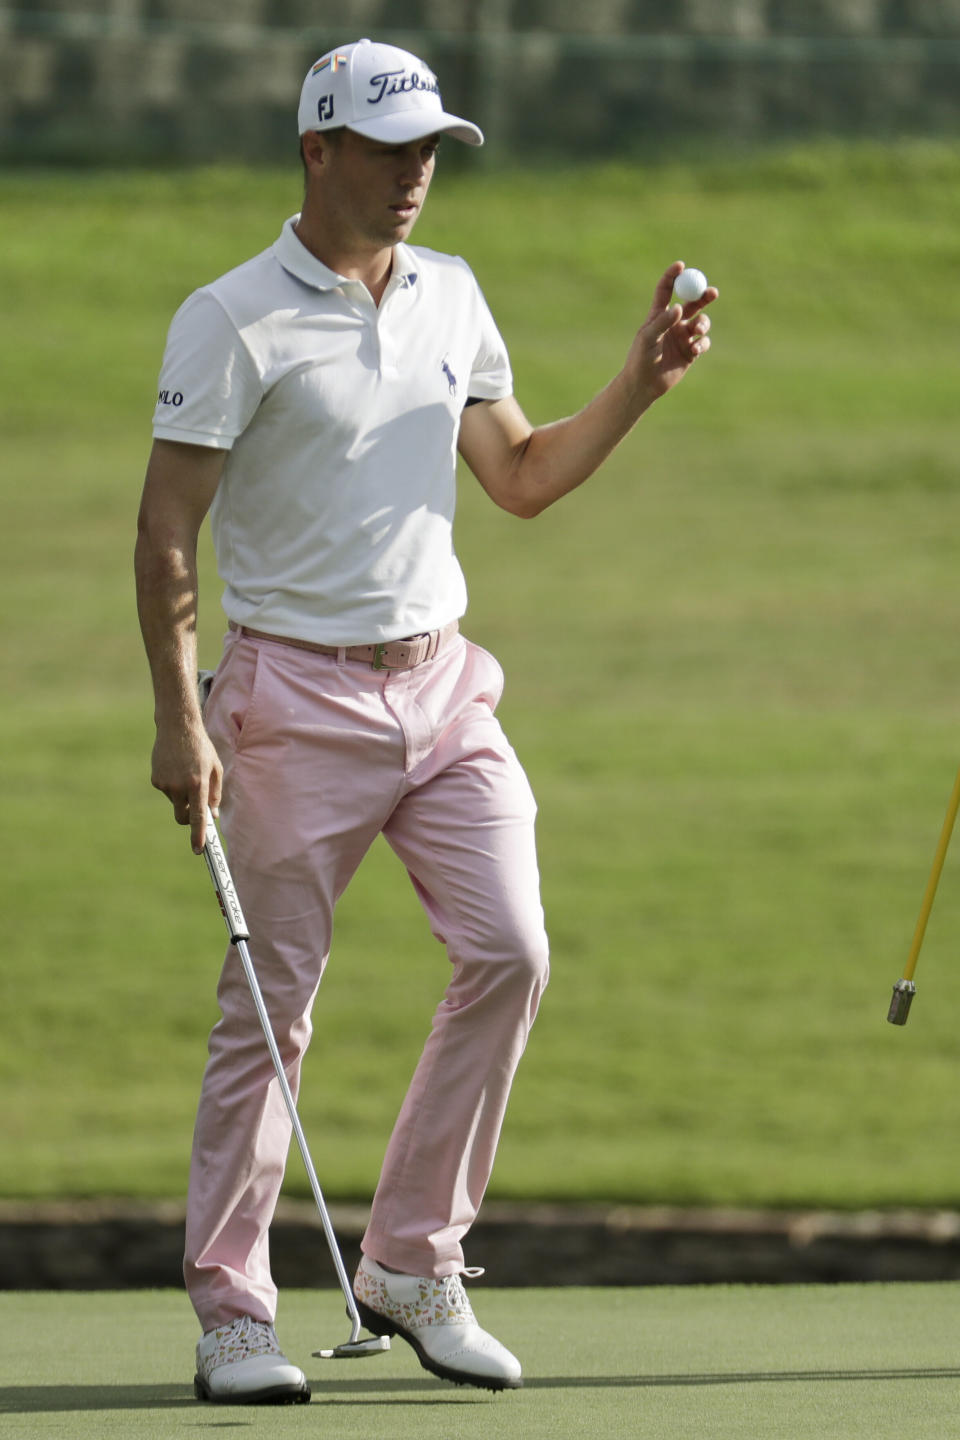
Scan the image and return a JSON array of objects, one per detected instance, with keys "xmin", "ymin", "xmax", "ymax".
[{"xmin": 440, "ymin": 358, "xmax": 457, "ymax": 395}]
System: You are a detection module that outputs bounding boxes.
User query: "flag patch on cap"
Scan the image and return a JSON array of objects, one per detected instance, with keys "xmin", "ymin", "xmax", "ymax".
[{"xmin": 311, "ymin": 53, "xmax": 348, "ymax": 75}]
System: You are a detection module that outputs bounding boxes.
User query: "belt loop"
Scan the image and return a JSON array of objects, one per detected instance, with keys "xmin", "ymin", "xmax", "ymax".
[{"xmin": 336, "ymin": 647, "xmax": 347, "ymax": 666}]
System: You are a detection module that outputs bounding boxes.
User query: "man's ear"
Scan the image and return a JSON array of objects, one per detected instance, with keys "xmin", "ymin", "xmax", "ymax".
[
  {"xmin": 301, "ymin": 128, "xmax": 344, "ymax": 177},
  {"xmin": 300, "ymin": 131, "xmax": 326, "ymax": 176}
]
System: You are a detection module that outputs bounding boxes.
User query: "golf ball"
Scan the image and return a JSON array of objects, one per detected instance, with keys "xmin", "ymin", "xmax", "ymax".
[{"xmin": 674, "ymin": 267, "xmax": 708, "ymax": 303}]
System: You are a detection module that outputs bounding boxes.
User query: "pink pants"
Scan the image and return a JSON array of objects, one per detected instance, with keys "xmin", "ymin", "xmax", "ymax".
[{"xmin": 184, "ymin": 629, "xmax": 550, "ymax": 1330}]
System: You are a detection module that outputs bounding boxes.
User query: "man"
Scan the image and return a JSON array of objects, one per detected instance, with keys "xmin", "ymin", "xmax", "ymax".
[{"xmin": 135, "ymin": 37, "xmax": 715, "ymax": 1406}]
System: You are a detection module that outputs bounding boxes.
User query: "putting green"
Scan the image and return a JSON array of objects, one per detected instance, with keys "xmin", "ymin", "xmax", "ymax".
[{"xmin": 1, "ymin": 1284, "xmax": 958, "ymax": 1438}]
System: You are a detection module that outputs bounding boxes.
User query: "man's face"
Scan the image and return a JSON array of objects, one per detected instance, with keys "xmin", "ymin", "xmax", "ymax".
[{"xmin": 316, "ymin": 128, "xmax": 439, "ymax": 251}]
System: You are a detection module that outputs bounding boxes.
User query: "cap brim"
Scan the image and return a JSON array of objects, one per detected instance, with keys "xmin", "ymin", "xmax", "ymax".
[{"xmin": 347, "ymin": 111, "xmax": 484, "ymax": 146}]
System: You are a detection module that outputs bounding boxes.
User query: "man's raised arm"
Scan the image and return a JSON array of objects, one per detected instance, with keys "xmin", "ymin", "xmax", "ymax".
[{"xmin": 458, "ymin": 261, "xmax": 716, "ymax": 518}]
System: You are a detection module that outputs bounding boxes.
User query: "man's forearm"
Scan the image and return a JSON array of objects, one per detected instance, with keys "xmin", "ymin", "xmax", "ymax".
[
  {"xmin": 135, "ymin": 531, "xmax": 223, "ymax": 849},
  {"xmin": 510, "ymin": 368, "xmax": 654, "ymax": 516},
  {"xmin": 134, "ymin": 533, "xmax": 204, "ymax": 729},
  {"xmin": 135, "ymin": 439, "xmax": 225, "ymax": 848}
]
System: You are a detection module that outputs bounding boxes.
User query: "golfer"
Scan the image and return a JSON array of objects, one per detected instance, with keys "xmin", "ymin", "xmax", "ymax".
[{"xmin": 135, "ymin": 37, "xmax": 715, "ymax": 1405}]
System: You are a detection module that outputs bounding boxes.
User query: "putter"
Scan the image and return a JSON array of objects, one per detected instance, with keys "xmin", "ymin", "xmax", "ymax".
[
  {"xmin": 200, "ymin": 804, "xmax": 389, "ymax": 1359},
  {"xmin": 888, "ymin": 763, "xmax": 960, "ymax": 1026}
]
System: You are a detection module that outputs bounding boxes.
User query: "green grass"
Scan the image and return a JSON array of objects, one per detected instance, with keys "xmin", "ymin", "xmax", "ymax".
[
  {"xmin": 3, "ymin": 1285, "xmax": 960, "ymax": 1437},
  {"xmin": 4, "ymin": 141, "xmax": 960, "ymax": 1205}
]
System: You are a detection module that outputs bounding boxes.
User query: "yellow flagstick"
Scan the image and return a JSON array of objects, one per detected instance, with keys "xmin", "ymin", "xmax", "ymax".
[{"xmin": 888, "ymin": 764, "xmax": 960, "ymax": 1025}]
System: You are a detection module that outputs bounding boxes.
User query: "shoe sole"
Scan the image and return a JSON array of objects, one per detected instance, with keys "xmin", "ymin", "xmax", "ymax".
[
  {"xmin": 354, "ymin": 1299, "xmax": 522, "ymax": 1393},
  {"xmin": 194, "ymin": 1374, "xmax": 311, "ymax": 1405}
]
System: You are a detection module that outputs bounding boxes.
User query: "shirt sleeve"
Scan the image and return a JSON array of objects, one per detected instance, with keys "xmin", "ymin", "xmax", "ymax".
[
  {"xmin": 465, "ymin": 270, "xmax": 513, "ymax": 403},
  {"xmin": 152, "ymin": 290, "xmax": 263, "ymax": 449}
]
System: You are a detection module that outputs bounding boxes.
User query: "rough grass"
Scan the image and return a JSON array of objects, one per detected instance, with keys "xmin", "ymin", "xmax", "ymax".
[{"xmin": 3, "ymin": 142, "xmax": 960, "ymax": 1206}]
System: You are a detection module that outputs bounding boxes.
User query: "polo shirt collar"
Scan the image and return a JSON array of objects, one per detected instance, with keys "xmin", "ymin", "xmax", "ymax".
[{"xmin": 274, "ymin": 216, "xmax": 420, "ymax": 293}]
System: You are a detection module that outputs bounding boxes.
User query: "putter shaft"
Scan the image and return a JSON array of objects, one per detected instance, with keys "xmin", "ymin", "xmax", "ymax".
[{"xmin": 887, "ymin": 764, "xmax": 960, "ymax": 1026}]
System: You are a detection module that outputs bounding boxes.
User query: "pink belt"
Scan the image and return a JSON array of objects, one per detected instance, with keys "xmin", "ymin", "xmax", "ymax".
[{"xmin": 229, "ymin": 620, "xmax": 459, "ymax": 671}]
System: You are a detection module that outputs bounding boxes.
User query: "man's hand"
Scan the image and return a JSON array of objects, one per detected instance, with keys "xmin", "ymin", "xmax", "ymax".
[
  {"xmin": 626, "ymin": 261, "xmax": 718, "ymax": 403},
  {"xmin": 150, "ymin": 718, "xmax": 222, "ymax": 854}
]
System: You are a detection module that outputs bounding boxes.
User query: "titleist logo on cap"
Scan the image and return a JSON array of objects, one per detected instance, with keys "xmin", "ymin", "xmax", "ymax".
[{"xmin": 367, "ymin": 69, "xmax": 441, "ymax": 105}]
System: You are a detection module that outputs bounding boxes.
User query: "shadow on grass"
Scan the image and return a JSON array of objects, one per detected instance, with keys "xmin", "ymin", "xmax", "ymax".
[
  {"xmin": 3, "ymin": 1368, "xmax": 960, "ymax": 1411},
  {"xmin": 524, "ymin": 1368, "xmax": 960, "ymax": 1389},
  {"xmin": 0, "ymin": 1385, "xmax": 194, "ymax": 1412}
]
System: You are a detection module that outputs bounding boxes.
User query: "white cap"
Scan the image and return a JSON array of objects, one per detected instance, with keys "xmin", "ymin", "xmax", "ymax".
[{"xmin": 298, "ymin": 38, "xmax": 484, "ymax": 146}]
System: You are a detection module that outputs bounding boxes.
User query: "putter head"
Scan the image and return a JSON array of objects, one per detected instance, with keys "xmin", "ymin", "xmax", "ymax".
[
  {"xmin": 887, "ymin": 978, "xmax": 916, "ymax": 1026},
  {"xmin": 313, "ymin": 1335, "xmax": 391, "ymax": 1359}
]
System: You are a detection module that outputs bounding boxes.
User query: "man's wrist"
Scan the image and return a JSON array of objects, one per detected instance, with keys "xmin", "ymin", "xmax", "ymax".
[
  {"xmin": 153, "ymin": 696, "xmax": 205, "ymax": 733},
  {"xmin": 613, "ymin": 365, "xmax": 658, "ymax": 425}
]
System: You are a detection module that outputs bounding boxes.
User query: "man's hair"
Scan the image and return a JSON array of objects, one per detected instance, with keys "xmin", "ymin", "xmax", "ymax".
[{"xmin": 299, "ymin": 126, "xmax": 347, "ymax": 181}]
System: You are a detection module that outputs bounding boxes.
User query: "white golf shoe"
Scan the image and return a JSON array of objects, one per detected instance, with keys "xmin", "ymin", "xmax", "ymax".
[
  {"xmin": 194, "ymin": 1315, "xmax": 310, "ymax": 1404},
  {"xmin": 353, "ymin": 1255, "xmax": 522, "ymax": 1391}
]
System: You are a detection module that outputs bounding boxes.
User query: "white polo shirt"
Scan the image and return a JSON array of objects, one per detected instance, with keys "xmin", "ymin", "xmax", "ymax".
[{"xmin": 152, "ymin": 216, "xmax": 513, "ymax": 645}]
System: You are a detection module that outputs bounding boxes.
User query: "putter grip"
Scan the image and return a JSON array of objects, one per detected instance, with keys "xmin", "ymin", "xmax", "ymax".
[{"xmin": 202, "ymin": 808, "xmax": 250, "ymax": 943}]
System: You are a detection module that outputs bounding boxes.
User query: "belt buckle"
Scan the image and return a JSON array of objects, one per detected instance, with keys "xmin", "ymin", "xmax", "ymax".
[{"xmin": 371, "ymin": 643, "xmax": 388, "ymax": 670}]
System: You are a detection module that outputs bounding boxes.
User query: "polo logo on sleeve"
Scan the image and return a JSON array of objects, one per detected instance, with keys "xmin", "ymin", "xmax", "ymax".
[
  {"xmin": 440, "ymin": 359, "xmax": 457, "ymax": 395},
  {"xmin": 158, "ymin": 389, "xmax": 184, "ymax": 406}
]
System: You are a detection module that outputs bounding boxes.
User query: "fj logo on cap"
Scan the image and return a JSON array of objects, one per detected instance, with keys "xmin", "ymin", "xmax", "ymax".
[{"xmin": 317, "ymin": 95, "xmax": 335, "ymax": 122}]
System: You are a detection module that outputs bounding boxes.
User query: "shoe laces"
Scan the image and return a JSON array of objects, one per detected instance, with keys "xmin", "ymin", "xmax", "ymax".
[
  {"xmin": 208, "ymin": 1315, "xmax": 279, "ymax": 1363},
  {"xmin": 234, "ymin": 1316, "xmax": 275, "ymax": 1349},
  {"xmin": 438, "ymin": 1267, "xmax": 484, "ymax": 1313}
]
